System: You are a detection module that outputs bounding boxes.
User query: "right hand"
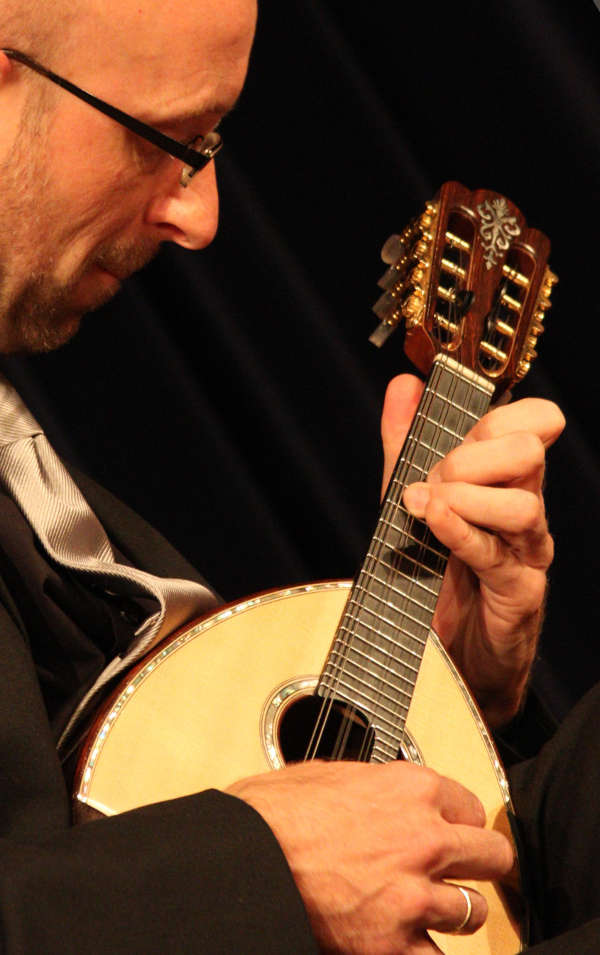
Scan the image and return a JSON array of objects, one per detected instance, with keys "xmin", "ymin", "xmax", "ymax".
[{"xmin": 227, "ymin": 760, "xmax": 514, "ymax": 954}]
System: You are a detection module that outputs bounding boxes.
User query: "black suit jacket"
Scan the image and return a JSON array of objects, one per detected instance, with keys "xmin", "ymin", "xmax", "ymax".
[{"xmin": 0, "ymin": 469, "xmax": 317, "ymax": 953}]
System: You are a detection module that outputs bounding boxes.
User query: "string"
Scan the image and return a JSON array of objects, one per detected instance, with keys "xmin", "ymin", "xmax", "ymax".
[
  {"xmin": 305, "ymin": 246, "xmax": 465, "ymax": 763},
  {"xmin": 305, "ymin": 359, "xmax": 489, "ymax": 763},
  {"xmin": 304, "ymin": 228, "xmax": 501, "ymax": 765}
]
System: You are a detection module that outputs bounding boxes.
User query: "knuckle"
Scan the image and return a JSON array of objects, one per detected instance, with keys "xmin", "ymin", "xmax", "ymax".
[
  {"xmin": 450, "ymin": 519, "xmax": 479, "ymax": 560},
  {"xmin": 415, "ymin": 766, "xmax": 444, "ymax": 803},
  {"xmin": 403, "ymin": 881, "xmax": 436, "ymax": 923},
  {"xmin": 431, "ymin": 449, "xmax": 458, "ymax": 483},
  {"xmin": 548, "ymin": 400, "xmax": 567, "ymax": 435},
  {"xmin": 513, "ymin": 489, "xmax": 542, "ymax": 531},
  {"xmin": 471, "ymin": 415, "xmax": 494, "ymax": 441},
  {"xmin": 499, "ymin": 834, "xmax": 516, "ymax": 873},
  {"xmin": 421, "ymin": 834, "xmax": 445, "ymax": 871},
  {"xmin": 513, "ymin": 430, "xmax": 545, "ymax": 469},
  {"xmin": 418, "ymin": 822, "xmax": 455, "ymax": 872},
  {"xmin": 466, "ymin": 794, "xmax": 486, "ymax": 828}
]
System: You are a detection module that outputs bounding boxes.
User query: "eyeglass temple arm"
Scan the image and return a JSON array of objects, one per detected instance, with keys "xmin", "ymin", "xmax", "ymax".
[{"xmin": 1, "ymin": 47, "xmax": 209, "ymax": 171}]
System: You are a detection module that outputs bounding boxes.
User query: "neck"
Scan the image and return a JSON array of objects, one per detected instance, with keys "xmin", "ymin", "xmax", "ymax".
[{"xmin": 317, "ymin": 354, "xmax": 495, "ymax": 761}]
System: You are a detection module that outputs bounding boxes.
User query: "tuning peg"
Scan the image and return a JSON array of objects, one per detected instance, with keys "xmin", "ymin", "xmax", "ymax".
[
  {"xmin": 369, "ymin": 318, "xmax": 401, "ymax": 347},
  {"xmin": 377, "ymin": 266, "xmax": 402, "ymax": 291},
  {"xmin": 517, "ymin": 359, "xmax": 532, "ymax": 378},
  {"xmin": 531, "ymin": 317, "xmax": 545, "ymax": 334},
  {"xmin": 410, "ymin": 266, "xmax": 426, "ymax": 286},
  {"xmin": 402, "ymin": 288, "xmax": 425, "ymax": 322},
  {"xmin": 372, "ymin": 290, "xmax": 397, "ymax": 320},
  {"xmin": 381, "ymin": 235, "xmax": 406, "ymax": 265}
]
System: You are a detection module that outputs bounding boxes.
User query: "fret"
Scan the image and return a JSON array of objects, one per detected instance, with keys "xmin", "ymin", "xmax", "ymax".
[
  {"xmin": 319, "ymin": 674, "xmax": 411, "ymax": 725},
  {"xmin": 397, "ymin": 441, "xmax": 445, "ymax": 462},
  {"xmin": 369, "ymin": 539, "xmax": 445, "ymax": 580},
  {"xmin": 334, "ymin": 624, "xmax": 426, "ymax": 673},
  {"xmin": 331, "ymin": 631, "xmax": 423, "ymax": 674},
  {"xmin": 412, "ymin": 403, "xmax": 475, "ymax": 441},
  {"xmin": 353, "ymin": 575, "xmax": 436, "ymax": 616},
  {"xmin": 361, "ymin": 560, "xmax": 440, "ymax": 600},
  {"xmin": 392, "ymin": 460, "xmax": 429, "ymax": 479},
  {"xmin": 363, "ymin": 557, "xmax": 445, "ymax": 601},
  {"xmin": 371, "ymin": 742, "xmax": 401, "ymax": 762},
  {"xmin": 435, "ymin": 355, "xmax": 495, "ymax": 396},
  {"xmin": 370, "ymin": 738, "xmax": 404, "ymax": 760},
  {"xmin": 324, "ymin": 655, "xmax": 415, "ymax": 710},
  {"xmin": 415, "ymin": 388, "xmax": 486, "ymax": 419},
  {"xmin": 343, "ymin": 597, "xmax": 431, "ymax": 645},
  {"xmin": 377, "ymin": 516, "xmax": 447, "ymax": 561},
  {"xmin": 324, "ymin": 651, "xmax": 418, "ymax": 698},
  {"xmin": 414, "ymin": 410, "xmax": 467, "ymax": 444},
  {"xmin": 342, "ymin": 598, "xmax": 430, "ymax": 644},
  {"xmin": 416, "ymin": 392, "xmax": 481, "ymax": 420}
]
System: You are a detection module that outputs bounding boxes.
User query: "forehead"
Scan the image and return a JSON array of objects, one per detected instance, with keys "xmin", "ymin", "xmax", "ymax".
[{"xmin": 65, "ymin": 0, "xmax": 257, "ymax": 121}]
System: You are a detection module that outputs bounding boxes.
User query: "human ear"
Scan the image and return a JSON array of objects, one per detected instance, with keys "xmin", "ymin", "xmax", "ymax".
[{"xmin": 0, "ymin": 50, "xmax": 13, "ymax": 82}]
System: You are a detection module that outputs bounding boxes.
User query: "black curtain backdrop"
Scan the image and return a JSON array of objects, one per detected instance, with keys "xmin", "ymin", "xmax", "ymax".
[{"xmin": 3, "ymin": 0, "xmax": 599, "ymax": 717}]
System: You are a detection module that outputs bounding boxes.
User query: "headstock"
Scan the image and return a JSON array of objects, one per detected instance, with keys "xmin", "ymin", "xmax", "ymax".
[{"xmin": 371, "ymin": 182, "xmax": 557, "ymax": 399}]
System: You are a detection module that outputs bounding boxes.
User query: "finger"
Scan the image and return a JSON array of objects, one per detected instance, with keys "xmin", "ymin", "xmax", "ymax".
[
  {"xmin": 428, "ymin": 431, "xmax": 546, "ymax": 495},
  {"xmin": 429, "ymin": 773, "xmax": 486, "ymax": 828},
  {"xmin": 427, "ymin": 883, "xmax": 486, "ymax": 936},
  {"xmin": 462, "ymin": 397, "xmax": 565, "ymax": 449},
  {"xmin": 436, "ymin": 824, "xmax": 514, "ymax": 881},
  {"xmin": 403, "ymin": 482, "xmax": 549, "ymax": 550},
  {"xmin": 381, "ymin": 374, "xmax": 424, "ymax": 493},
  {"xmin": 404, "ymin": 495, "xmax": 553, "ymax": 599},
  {"xmin": 381, "ymin": 763, "xmax": 487, "ymax": 827}
]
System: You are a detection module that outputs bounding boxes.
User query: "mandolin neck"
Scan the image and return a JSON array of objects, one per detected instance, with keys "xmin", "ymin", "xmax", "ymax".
[{"xmin": 317, "ymin": 353, "xmax": 495, "ymax": 761}]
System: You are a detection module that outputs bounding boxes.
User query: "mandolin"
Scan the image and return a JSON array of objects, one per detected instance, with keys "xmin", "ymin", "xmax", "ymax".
[{"xmin": 74, "ymin": 182, "xmax": 557, "ymax": 954}]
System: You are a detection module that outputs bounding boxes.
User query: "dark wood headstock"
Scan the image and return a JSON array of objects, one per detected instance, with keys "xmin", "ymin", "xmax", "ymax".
[{"xmin": 371, "ymin": 181, "xmax": 556, "ymax": 399}]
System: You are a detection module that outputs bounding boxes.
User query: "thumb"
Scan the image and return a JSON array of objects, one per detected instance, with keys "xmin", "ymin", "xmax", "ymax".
[{"xmin": 380, "ymin": 374, "xmax": 424, "ymax": 497}]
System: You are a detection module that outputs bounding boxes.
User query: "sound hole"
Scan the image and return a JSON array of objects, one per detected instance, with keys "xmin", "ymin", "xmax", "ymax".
[{"xmin": 278, "ymin": 694, "xmax": 375, "ymax": 763}]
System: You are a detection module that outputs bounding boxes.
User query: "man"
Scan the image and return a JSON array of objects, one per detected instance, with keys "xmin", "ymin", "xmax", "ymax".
[{"xmin": 0, "ymin": 0, "xmax": 592, "ymax": 952}]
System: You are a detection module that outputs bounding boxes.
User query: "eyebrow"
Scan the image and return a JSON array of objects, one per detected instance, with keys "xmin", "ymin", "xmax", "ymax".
[{"xmin": 139, "ymin": 97, "xmax": 241, "ymax": 135}]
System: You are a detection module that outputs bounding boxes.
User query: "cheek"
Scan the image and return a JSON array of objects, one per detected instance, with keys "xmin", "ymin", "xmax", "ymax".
[
  {"xmin": 45, "ymin": 113, "xmax": 143, "ymax": 235},
  {"xmin": 52, "ymin": 161, "xmax": 146, "ymax": 247}
]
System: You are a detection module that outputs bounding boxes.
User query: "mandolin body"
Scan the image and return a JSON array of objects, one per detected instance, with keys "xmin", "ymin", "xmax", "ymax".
[{"xmin": 75, "ymin": 581, "xmax": 523, "ymax": 954}]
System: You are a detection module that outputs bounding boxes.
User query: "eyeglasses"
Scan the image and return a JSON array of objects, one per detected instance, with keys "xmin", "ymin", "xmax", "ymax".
[{"xmin": 1, "ymin": 48, "xmax": 223, "ymax": 187}]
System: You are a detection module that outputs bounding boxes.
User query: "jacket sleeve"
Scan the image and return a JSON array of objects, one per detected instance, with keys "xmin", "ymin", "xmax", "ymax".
[
  {"xmin": 0, "ymin": 592, "xmax": 317, "ymax": 953},
  {"xmin": 494, "ymin": 683, "xmax": 560, "ymax": 769},
  {"xmin": 1, "ymin": 789, "xmax": 317, "ymax": 954}
]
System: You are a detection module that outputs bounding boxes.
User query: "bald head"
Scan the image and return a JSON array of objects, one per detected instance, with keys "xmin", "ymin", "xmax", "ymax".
[{"xmin": 4, "ymin": 0, "xmax": 256, "ymax": 78}]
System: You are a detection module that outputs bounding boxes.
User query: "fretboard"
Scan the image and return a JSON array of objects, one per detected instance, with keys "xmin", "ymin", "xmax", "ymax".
[{"xmin": 317, "ymin": 354, "xmax": 495, "ymax": 762}]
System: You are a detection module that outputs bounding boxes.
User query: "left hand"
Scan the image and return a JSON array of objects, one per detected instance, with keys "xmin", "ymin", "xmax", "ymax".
[{"xmin": 380, "ymin": 374, "xmax": 565, "ymax": 727}]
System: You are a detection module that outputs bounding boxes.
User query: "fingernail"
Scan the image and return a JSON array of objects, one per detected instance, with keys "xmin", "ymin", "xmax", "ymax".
[{"xmin": 403, "ymin": 483, "xmax": 430, "ymax": 517}]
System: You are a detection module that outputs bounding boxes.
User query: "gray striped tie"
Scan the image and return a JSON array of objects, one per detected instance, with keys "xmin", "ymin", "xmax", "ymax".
[{"xmin": 0, "ymin": 374, "xmax": 217, "ymax": 748}]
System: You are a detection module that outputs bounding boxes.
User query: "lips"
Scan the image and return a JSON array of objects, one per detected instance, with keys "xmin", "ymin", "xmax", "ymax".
[{"xmin": 96, "ymin": 264, "xmax": 126, "ymax": 283}]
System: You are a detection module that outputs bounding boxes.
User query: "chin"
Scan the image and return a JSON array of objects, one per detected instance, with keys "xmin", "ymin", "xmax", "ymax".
[{"xmin": 9, "ymin": 312, "xmax": 83, "ymax": 355}]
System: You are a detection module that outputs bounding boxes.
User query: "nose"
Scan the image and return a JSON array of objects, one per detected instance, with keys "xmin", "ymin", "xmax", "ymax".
[{"xmin": 144, "ymin": 161, "xmax": 219, "ymax": 250}]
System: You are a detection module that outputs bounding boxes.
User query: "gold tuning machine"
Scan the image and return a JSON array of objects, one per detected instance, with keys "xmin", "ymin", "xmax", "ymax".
[
  {"xmin": 516, "ymin": 268, "xmax": 558, "ymax": 379},
  {"xmin": 370, "ymin": 201, "xmax": 438, "ymax": 347}
]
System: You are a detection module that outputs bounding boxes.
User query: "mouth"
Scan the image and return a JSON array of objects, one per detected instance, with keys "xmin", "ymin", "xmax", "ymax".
[
  {"xmin": 63, "ymin": 263, "xmax": 126, "ymax": 314},
  {"xmin": 95, "ymin": 264, "xmax": 126, "ymax": 284}
]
